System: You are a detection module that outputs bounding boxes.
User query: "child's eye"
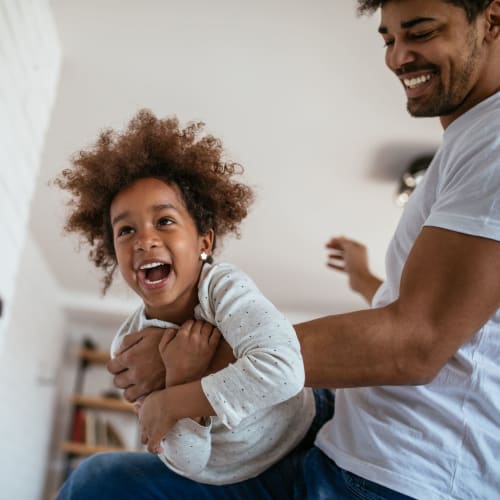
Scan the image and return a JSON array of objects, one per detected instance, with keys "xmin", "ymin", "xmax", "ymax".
[
  {"xmin": 117, "ymin": 225, "xmax": 134, "ymax": 237},
  {"xmin": 157, "ymin": 217, "xmax": 173, "ymax": 227}
]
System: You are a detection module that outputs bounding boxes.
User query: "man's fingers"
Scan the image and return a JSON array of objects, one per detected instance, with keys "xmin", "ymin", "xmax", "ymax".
[
  {"xmin": 107, "ymin": 357, "xmax": 126, "ymax": 375},
  {"xmin": 114, "ymin": 331, "xmax": 144, "ymax": 355},
  {"xmin": 325, "ymin": 236, "xmax": 346, "ymax": 249},
  {"xmin": 124, "ymin": 384, "xmax": 149, "ymax": 403},
  {"xmin": 124, "ymin": 387, "xmax": 139, "ymax": 403},
  {"xmin": 327, "ymin": 263, "xmax": 346, "ymax": 272},
  {"xmin": 112, "ymin": 370, "xmax": 134, "ymax": 390}
]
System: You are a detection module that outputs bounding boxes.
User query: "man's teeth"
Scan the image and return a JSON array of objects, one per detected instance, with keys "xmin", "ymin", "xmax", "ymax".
[
  {"xmin": 140, "ymin": 262, "xmax": 164, "ymax": 270},
  {"xmin": 403, "ymin": 74, "xmax": 432, "ymax": 89}
]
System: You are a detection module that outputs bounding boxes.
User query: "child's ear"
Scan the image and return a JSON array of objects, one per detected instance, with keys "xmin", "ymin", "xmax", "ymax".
[{"xmin": 200, "ymin": 229, "xmax": 215, "ymax": 256}]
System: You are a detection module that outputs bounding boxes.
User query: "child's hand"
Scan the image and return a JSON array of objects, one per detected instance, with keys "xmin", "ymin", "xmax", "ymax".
[
  {"xmin": 138, "ymin": 389, "xmax": 177, "ymax": 454},
  {"xmin": 159, "ymin": 320, "xmax": 222, "ymax": 387}
]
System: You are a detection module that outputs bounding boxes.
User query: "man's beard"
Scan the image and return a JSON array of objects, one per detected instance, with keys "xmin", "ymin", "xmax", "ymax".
[{"xmin": 407, "ymin": 29, "xmax": 481, "ymax": 118}]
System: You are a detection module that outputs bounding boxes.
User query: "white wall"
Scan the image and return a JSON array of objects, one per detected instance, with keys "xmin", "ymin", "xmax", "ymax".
[
  {"xmin": 0, "ymin": 234, "xmax": 66, "ymax": 500},
  {"xmin": 0, "ymin": 1, "xmax": 62, "ymax": 498},
  {"xmin": 0, "ymin": 0, "xmax": 60, "ymax": 346}
]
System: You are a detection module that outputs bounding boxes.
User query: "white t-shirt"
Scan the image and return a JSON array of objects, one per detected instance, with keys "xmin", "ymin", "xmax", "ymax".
[
  {"xmin": 112, "ymin": 262, "xmax": 315, "ymax": 485},
  {"xmin": 316, "ymin": 91, "xmax": 500, "ymax": 500}
]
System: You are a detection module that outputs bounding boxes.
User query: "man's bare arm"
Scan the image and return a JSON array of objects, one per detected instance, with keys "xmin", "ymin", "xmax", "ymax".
[
  {"xmin": 298, "ymin": 226, "xmax": 500, "ymax": 388},
  {"xmin": 109, "ymin": 227, "xmax": 500, "ymax": 397}
]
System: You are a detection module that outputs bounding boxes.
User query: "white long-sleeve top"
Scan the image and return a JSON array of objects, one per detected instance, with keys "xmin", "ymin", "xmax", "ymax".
[{"xmin": 111, "ymin": 262, "xmax": 315, "ymax": 485}]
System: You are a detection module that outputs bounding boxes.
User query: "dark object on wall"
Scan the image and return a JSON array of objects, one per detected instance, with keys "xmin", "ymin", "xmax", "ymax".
[{"xmin": 396, "ymin": 154, "xmax": 434, "ymax": 207}]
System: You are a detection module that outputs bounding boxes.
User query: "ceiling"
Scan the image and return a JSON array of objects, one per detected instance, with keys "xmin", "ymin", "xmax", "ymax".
[{"xmin": 31, "ymin": 0, "xmax": 441, "ymax": 324}]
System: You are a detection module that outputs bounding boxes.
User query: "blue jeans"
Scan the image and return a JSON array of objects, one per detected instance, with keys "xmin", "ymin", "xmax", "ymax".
[
  {"xmin": 57, "ymin": 389, "xmax": 412, "ymax": 499},
  {"xmin": 294, "ymin": 447, "xmax": 414, "ymax": 499}
]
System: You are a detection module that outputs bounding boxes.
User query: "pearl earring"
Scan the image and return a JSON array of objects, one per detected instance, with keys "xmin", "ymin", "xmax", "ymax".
[{"xmin": 200, "ymin": 251, "xmax": 208, "ymax": 262}]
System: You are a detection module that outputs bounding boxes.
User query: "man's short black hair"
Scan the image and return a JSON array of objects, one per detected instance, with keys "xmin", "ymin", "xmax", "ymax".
[{"xmin": 357, "ymin": 0, "xmax": 492, "ymax": 22}]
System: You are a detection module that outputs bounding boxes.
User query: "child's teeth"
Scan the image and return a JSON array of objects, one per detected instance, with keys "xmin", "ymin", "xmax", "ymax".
[{"xmin": 140, "ymin": 262, "xmax": 163, "ymax": 270}]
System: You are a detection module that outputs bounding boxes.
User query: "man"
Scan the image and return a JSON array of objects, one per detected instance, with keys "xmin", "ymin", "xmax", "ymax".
[
  {"xmin": 63, "ymin": 1, "xmax": 500, "ymax": 498},
  {"xmin": 295, "ymin": 2, "xmax": 500, "ymax": 497}
]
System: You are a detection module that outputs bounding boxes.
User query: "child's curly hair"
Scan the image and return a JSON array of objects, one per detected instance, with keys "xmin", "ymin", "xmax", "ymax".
[{"xmin": 55, "ymin": 109, "xmax": 254, "ymax": 292}]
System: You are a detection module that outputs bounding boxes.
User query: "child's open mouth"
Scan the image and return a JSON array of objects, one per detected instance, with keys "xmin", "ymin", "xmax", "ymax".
[{"xmin": 137, "ymin": 262, "xmax": 171, "ymax": 286}]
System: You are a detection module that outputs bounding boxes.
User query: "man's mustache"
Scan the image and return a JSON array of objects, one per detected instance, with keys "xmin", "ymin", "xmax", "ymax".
[{"xmin": 395, "ymin": 64, "xmax": 439, "ymax": 77}]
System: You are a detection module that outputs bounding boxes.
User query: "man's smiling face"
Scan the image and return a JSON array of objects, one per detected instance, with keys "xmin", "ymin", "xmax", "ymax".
[{"xmin": 379, "ymin": 0, "xmax": 487, "ymax": 125}]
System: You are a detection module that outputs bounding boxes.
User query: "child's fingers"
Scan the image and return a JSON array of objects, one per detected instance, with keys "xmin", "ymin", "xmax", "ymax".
[
  {"xmin": 147, "ymin": 433, "xmax": 163, "ymax": 454},
  {"xmin": 199, "ymin": 321, "xmax": 215, "ymax": 339},
  {"xmin": 179, "ymin": 319, "xmax": 195, "ymax": 334},
  {"xmin": 159, "ymin": 328, "xmax": 177, "ymax": 352},
  {"xmin": 208, "ymin": 327, "xmax": 221, "ymax": 346},
  {"xmin": 140, "ymin": 429, "xmax": 148, "ymax": 446},
  {"xmin": 133, "ymin": 400, "xmax": 143, "ymax": 414}
]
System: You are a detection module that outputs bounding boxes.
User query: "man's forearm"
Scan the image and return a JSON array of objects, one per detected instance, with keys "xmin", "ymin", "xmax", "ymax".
[{"xmin": 295, "ymin": 304, "xmax": 429, "ymax": 388}]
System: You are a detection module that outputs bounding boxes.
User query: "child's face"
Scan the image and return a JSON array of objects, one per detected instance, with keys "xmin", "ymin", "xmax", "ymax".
[{"xmin": 110, "ymin": 177, "xmax": 213, "ymax": 323}]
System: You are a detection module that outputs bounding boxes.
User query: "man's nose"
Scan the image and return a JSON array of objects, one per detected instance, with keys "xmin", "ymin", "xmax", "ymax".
[{"xmin": 386, "ymin": 40, "xmax": 417, "ymax": 73}]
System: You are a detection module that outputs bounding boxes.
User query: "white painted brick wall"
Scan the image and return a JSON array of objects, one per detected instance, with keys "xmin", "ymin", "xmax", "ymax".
[{"xmin": 0, "ymin": 0, "xmax": 61, "ymax": 345}]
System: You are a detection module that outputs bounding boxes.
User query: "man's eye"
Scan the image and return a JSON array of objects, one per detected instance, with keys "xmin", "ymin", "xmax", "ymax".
[
  {"xmin": 117, "ymin": 226, "xmax": 134, "ymax": 237},
  {"xmin": 383, "ymin": 38, "xmax": 394, "ymax": 48},
  {"xmin": 410, "ymin": 31, "xmax": 434, "ymax": 41}
]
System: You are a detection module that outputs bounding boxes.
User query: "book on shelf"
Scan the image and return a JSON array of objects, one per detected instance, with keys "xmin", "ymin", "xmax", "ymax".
[
  {"xmin": 71, "ymin": 407, "xmax": 86, "ymax": 443},
  {"xmin": 70, "ymin": 408, "xmax": 125, "ymax": 449}
]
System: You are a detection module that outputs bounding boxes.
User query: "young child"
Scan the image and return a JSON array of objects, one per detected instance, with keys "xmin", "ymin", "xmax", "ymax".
[{"xmin": 56, "ymin": 109, "xmax": 330, "ymax": 486}]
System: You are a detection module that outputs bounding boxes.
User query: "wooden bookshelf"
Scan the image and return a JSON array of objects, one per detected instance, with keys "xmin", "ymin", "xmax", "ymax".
[
  {"xmin": 60, "ymin": 341, "xmax": 138, "ymax": 485},
  {"xmin": 62, "ymin": 441, "xmax": 127, "ymax": 456},
  {"xmin": 71, "ymin": 394, "xmax": 135, "ymax": 413},
  {"xmin": 79, "ymin": 348, "xmax": 110, "ymax": 364}
]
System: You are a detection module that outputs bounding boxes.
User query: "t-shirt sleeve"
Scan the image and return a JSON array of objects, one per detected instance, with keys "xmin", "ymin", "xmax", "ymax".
[
  {"xmin": 198, "ymin": 263, "xmax": 305, "ymax": 428},
  {"xmin": 425, "ymin": 123, "xmax": 500, "ymax": 241}
]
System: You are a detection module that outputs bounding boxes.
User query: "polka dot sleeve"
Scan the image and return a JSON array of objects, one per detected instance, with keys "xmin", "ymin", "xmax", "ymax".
[{"xmin": 197, "ymin": 263, "xmax": 305, "ymax": 429}]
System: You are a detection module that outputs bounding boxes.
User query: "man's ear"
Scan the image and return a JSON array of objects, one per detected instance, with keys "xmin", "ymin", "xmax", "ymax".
[{"xmin": 484, "ymin": 0, "xmax": 500, "ymax": 41}]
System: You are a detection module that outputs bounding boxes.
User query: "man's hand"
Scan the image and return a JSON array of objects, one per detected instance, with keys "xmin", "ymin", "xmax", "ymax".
[
  {"xmin": 160, "ymin": 320, "xmax": 222, "ymax": 387},
  {"xmin": 107, "ymin": 327, "xmax": 172, "ymax": 402},
  {"xmin": 326, "ymin": 235, "xmax": 383, "ymax": 303}
]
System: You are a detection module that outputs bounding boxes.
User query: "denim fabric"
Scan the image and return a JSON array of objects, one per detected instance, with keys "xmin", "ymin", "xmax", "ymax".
[
  {"xmin": 294, "ymin": 447, "xmax": 415, "ymax": 500},
  {"xmin": 57, "ymin": 451, "xmax": 291, "ymax": 500},
  {"xmin": 297, "ymin": 388, "xmax": 336, "ymax": 451},
  {"xmin": 56, "ymin": 389, "xmax": 410, "ymax": 499},
  {"xmin": 56, "ymin": 389, "xmax": 334, "ymax": 500}
]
